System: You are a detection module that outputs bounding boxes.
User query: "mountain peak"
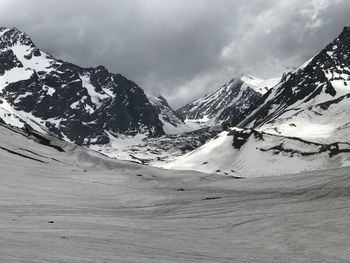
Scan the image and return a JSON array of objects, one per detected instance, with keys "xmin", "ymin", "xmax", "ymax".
[
  {"xmin": 336, "ymin": 26, "xmax": 350, "ymax": 42},
  {"xmin": 241, "ymin": 26, "xmax": 350, "ymax": 131},
  {"xmin": 157, "ymin": 95, "xmax": 169, "ymax": 105},
  {"xmin": 342, "ymin": 26, "xmax": 350, "ymax": 33},
  {"xmin": 240, "ymin": 73, "xmax": 253, "ymax": 79},
  {"xmin": 0, "ymin": 26, "xmax": 15, "ymax": 32},
  {"xmin": 0, "ymin": 26, "xmax": 34, "ymax": 48},
  {"xmin": 240, "ymin": 74, "xmax": 280, "ymax": 94},
  {"xmin": 0, "ymin": 26, "xmax": 167, "ymax": 144}
]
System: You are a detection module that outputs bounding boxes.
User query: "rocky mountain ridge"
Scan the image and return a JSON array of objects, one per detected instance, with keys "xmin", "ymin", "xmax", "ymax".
[
  {"xmin": 0, "ymin": 26, "xmax": 186, "ymax": 145},
  {"xmin": 177, "ymin": 74, "xmax": 279, "ymax": 127}
]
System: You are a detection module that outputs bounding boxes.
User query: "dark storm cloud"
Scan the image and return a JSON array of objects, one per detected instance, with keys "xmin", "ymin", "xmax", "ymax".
[{"xmin": 0, "ymin": 0, "xmax": 349, "ymax": 108}]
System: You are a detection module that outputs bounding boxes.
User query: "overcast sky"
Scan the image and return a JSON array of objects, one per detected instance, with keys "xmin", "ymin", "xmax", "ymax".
[{"xmin": 1, "ymin": 0, "xmax": 350, "ymax": 108}]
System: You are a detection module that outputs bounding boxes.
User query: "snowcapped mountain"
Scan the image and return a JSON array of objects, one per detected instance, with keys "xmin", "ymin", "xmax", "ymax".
[
  {"xmin": 2, "ymin": 24, "xmax": 350, "ymax": 261},
  {"xmin": 240, "ymin": 74, "xmax": 280, "ymax": 94},
  {"xmin": 0, "ymin": 26, "xmax": 190, "ymax": 145},
  {"xmin": 242, "ymin": 26, "xmax": 350, "ymax": 144},
  {"xmin": 86, "ymin": 94, "xmax": 215, "ymax": 164},
  {"xmin": 177, "ymin": 74, "xmax": 279, "ymax": 126},
  {"xmin": 162, "ymin": 27, "xmax": 350, "ymax": 176},
  {"xmin": 4, "ymin": 25, "xmax": 350, "ymax": 177},
  {"xmin": 147, "ymin": 95, "xmax": 194, "ymax": 134}
]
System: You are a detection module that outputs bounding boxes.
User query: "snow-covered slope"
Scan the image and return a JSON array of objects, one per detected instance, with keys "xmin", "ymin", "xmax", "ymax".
[
  {"xmin": 177, "ymin": 74, "xmax": 279, "ymax": 126},
  {"xmin": 89, "ymin": 126, "xmax": 218, "ymax": 164},
  {"xmin": 0, "ymin": 26, "xmax": 168, "ymax": 145},
  {"xmin": 242, "ymin": 27, "xmax": 350, "ymax": 144},
  {"xmin": 85, "ymin": 95, "xmax": 212, "ymax": 163},
  {"xmin": 147, "ymin": 95, "xmax": 196, "ymax": 134},
  {"xmin": 2, "ymin": 122, "xmax": 350, "ymax": 262},
  {"xmin": 0, "ymin": 97, "xmax": 47, "ymax": 133},
  {"xmin": 0, "ymin": 25, "xmax": 218, "ymax": 163},
  {"xmin": 164, "ymin": 27, "xmax": 350, "ymax": 176},
  {"xmin": 157, "ymin": 128, "xmax": 350, "ymax": 177},
  {"xmin": 240, "ymin": 74, "xmax": 280, "ymax": 94}
]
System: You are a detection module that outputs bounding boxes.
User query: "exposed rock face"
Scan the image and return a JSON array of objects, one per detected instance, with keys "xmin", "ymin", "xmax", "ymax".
[
  {"xmin": 148, "ymin": 95, "xmax": 185, "ymax": 129},
  {"xmin": 242, "ymin": 26, "xmax": 350, "ymax": 135},
  {"xmin": 0, "ymin": 27, "xmax": 164, "ymax": 145},
  {"xmin": 161, "ymin": 27, "xmax": 350, "ymax": 177},
  {"xmin": 177, "ymin": 74, "xmax": 279, "ymax": 127}
]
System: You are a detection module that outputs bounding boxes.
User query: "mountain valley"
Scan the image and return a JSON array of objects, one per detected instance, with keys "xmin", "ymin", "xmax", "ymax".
[{"xmin": 2, "ymin": 26, "xmax": 350, "ymax": 177}]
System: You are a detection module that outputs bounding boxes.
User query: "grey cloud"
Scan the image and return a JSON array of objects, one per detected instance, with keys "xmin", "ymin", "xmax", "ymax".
[{"xmin": 0, "ymin": 0, "xmax": 350, "ymax": 108}]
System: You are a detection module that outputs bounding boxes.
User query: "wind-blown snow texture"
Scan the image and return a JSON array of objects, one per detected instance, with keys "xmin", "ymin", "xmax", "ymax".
[{"xmin": 1, "ymin": 122, "xmax": 350, "ymax": 262}]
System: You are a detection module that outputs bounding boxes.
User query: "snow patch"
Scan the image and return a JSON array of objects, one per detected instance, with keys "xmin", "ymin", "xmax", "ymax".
[{"xmin": 79, "ymin": 74, "xmax": 109, "ymax": 108}]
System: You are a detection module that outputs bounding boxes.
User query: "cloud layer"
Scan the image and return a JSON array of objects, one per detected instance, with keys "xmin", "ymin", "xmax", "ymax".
[{"xmin": 0, "ymin": 0, "xmax": 349, "ymax": 107}]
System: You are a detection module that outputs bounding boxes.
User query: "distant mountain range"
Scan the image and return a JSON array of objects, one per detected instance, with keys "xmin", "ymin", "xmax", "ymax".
[
  {"xmin": 2, "ymin": 26, "xmax": 350, "ymax": 176},
  {"xmin": 158, "ymin": 27, "xmax": 350, "ymax": 176},
  {"xmin": 177, "ymin": 74, "xmax": 280, "ymax": 127}
]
